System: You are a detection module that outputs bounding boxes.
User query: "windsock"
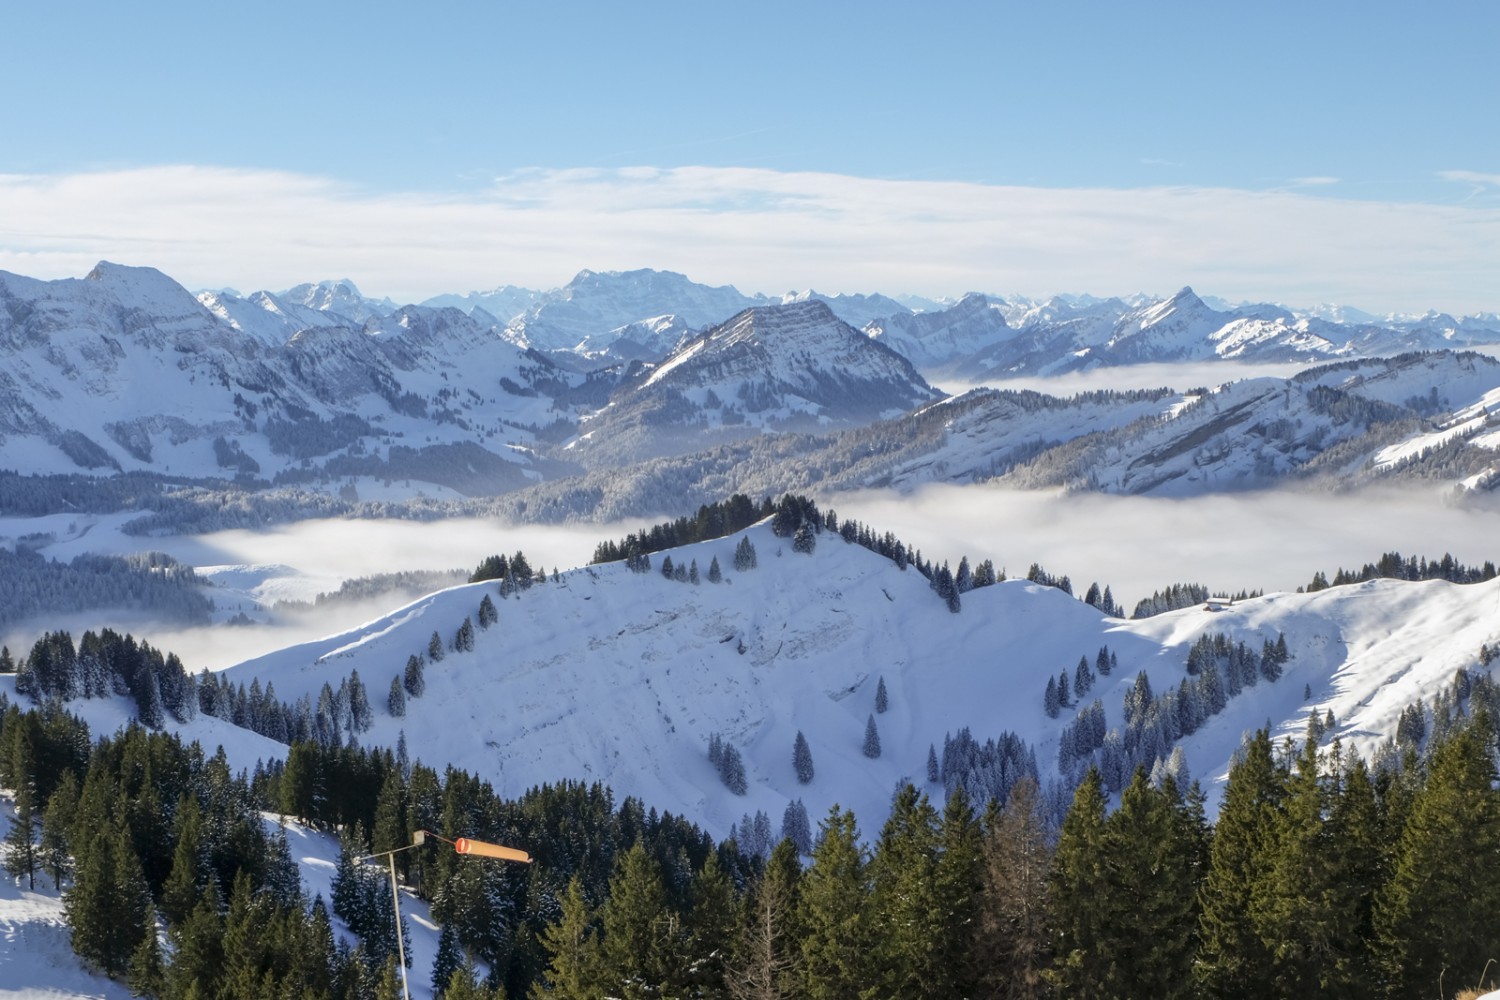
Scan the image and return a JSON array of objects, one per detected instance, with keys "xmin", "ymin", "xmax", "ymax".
[{"xmin": 453, "ymin": 837, "xmax": 531, "ymax": 864}]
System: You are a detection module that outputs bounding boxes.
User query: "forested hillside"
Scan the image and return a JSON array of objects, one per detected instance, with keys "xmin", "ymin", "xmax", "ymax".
[{"xmin": 3, "ymin": 688, "xmax": 1498, "ymax": 998}]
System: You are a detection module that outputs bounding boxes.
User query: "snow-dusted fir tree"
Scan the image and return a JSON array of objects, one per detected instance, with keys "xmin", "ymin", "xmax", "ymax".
[
  {"xmin": 454, "ymin": 617, "xmax": 475, "ymax": 653},
  {"xmin": 707, "ymin": 555, "xmax": 722, "ymax": 583},
  {"xmin": 781, "ymin": 799, "xmax": 812, "ymax": 855},
  {"xmin": 387, "ymin": 676, "xmax": 405, "ymax": 717},
  {"xmin": 477, "ymin": 593, "xmax": 498, "ymax": 629},
  {"xmin": 862, "ymin": 714, "xmax": 881, "ymax": 758},
  {"xmin": 1045, "ymin": 676, "xmax": 1061, "ymax": 718},
  {"xmin": 403, "ymin": 654, "xmax": 425, "ymax": 698},
  {"xmin": 875, "ymin": 676, "xmax": 889, "ymax": 714},
  {"xmin": 427, "ymin": 630, "xmax": 444, "ymax": 662},
  {"xmin": 793, "ymin": 731, "xmax": 815, "ymax": 784},
  {"xmin": 734, "ymin": 536, "xmax": 758, "ymax": 571},
  {"xmin": 347, "ymin": 671, "xmax": 373, "ymax": 732}
]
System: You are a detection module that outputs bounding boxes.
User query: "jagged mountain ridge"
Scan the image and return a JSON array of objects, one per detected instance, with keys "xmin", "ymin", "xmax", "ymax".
[
  {"xmin": 4, "ymin": 261, "xmax": 1500, "ymax": 514},
  {"xmin": 0, "ymin": 263, "xmax": 577, "ymax": 492}
]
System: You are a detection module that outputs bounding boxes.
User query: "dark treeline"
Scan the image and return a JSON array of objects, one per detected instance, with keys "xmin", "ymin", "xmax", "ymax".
[
  {"xmin": 590, "ymin": 493, "xmax": 773, "ymax": 564},
  {"xmin": 8, "ymin": 628, "xmax": 199, "ymax": 729},
  {"xmin": 0, "ymin": 547, "xmax": 213, "ymax": 630},
  {"xmin": 593, "ymin": 492, "xmax": 1038, "ymax": 616},
  {"xmin": 1304, "ymin": 550, "xmax": 1499, "ymax": 592},
  {"xmin": 1132, "ymin": 584, "xmax": 1264, "ymax": 619}
]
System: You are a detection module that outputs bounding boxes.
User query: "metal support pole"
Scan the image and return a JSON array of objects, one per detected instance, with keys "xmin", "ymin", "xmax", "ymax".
[{"xmin": 388, "ymin": 850, "xmax": 411, "ymax": 1000}]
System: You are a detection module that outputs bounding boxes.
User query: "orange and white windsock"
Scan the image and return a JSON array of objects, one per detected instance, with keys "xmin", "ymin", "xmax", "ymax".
[{"xmin": 453, "ymin": 837, "xmax": 532, "ymax": 864}]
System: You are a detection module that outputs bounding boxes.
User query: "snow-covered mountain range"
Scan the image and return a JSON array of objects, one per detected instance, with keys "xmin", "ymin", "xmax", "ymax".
[{"xmin": 2, "ymin": 261, "xmax": 1500, "ymax": 521}]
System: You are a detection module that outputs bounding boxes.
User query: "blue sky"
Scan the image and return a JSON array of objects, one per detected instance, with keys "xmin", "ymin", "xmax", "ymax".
[{"xmin": 3, "ymin": 1, "xmax": 1497, "ymax": 311}]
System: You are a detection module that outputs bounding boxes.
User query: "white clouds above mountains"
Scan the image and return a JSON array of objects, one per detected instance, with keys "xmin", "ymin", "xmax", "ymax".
[{"xmin": 1, "ymin": 165, "xmax": 1496, "ymax": 314}]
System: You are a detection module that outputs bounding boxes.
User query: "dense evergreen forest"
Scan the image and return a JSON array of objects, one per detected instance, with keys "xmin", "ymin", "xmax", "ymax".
[{"xmin": 4, "ymin": 669, "xmax": 1500, "ymax": 999}]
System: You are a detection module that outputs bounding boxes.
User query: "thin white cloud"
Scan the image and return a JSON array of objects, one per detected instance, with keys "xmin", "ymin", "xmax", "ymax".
[
  {"xmin": 1440, "ymin": 169, "xmax": 1500, "ymax": 186},
  {"xmin": 0, "ymin": 165, "xmax": 1497, "ymax": 313},
  {"xmin": 1290, "ymin": 176, "xmax": 1340, "ymax": 186}
]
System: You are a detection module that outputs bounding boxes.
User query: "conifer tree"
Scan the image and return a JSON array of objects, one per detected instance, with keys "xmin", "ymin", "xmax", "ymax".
[
  {"xmin": 1374, "ymin": 715, "xmax": 1500, "ymax": 998},
  {"xmin": 404, "ymin": 654, "xmax": 426, "ymax": 698},
  {"xmin": 932, "ymin": 788, "xmax": 983, "ymax": 998},
  {"xmin": 126, "ymin": 904, "xmax": 165, "ymax": 998},
  {"xmin": 536, "ymin": 875, "xmax": 601, "ymax": 999},
  {"xmin": 1095, "ymin": 770, "xmax": 1201, "ymax": 999},
  {"xmin": 1046, "ymin": 768, "xmax": 1110, "ymax": 998},
  {"xmin": 686, "ymin": 851, "xmax": 736, "ymax": 996},
  {"xmin": 875, "ymin": 676, "xmax": 889, "ymax": 714},
  {"xmin": 798, "ymin": 807, "xmax": 871, "ymax": 999},
  {"xmin": 39, "ymin": 769, "xmax": 79, "ymax": 890},
  {"xmin": 1074, "ymin": 655, "xmax": 1092, "ymax": 697},
  {"xmin": 1044, "ymin": 676, "xmax": 1061, "ymax": 718},
  {"xmin": 926, "ymin": 744, "xmax": 940, "ymax": 784},
  {"xmin": 977, "ymin": 776, "xmax": 1053, "ymax": 1000},
  {"xmin": 781, "ymin": 799, "xmax": 812, "ymax": 855},
  {"xmin": 388, "ymin": 675, "xmax": 406, "ymax": 718},
  {"xmin": 729, "ymin": 838, "xmax": 802, "ymax": 1000},
  {"xmin": 2, "ymin": 753, "xmax": 39, "ymax": 889},
  {"xmin": 1255, "ymin": 737, "xmax": 1376, "ymax": 998},
  {"xmin": 869, "ymin": 785, "xmax": 943, "ymax": 997},
  {"xmin": 428, "ymin": 631, "xmax": 445, "ymax": 662},
  {"xmin": 161, "ymin": 795, "xmax": 207, "ymax": 925},
  {"xmin": 477, "ymin": 593, "xmax": 498, "ymax": 628},
  {"xmin": 67, "ymin": 819, "xmax": 151, "ymax": 977},
  {"xmin": 432, "ymin": 921, "xmax": 463, "ymax": 999},
  {"xmin": 455, "ymin": 617, "xmax": 475, "ymax": 653},
  {"xmin": 1195, "ymin": 729, "xmax": 1286, "ymax": 1000},
  {"xmin": 792, "ymin": 731, "xmax": 814, "ymax": 784},
  {"xmin": 708, "ymin": 556, "xmax": 723, "ymax": 583},
  {"xmin": 168, "ymin": 882, "xmax": 225, "ymax": 999},
  {"xmin": 862, "ymin": 714, "xmax": 881, "ymax": 759},
  {"xmin": 597, "ymin": 842, "xmax": 684, "ymax": 998},
  {"xmin": 734, "ymin": 536, "xmax": 758, "ymax": 571},
  {"xmin": 348, "ymin": 669, "xmax": 373, "ymax": 731},
  {"xmin": 689, "ymin": 559, "xmax": 701, "ymax": 584}
]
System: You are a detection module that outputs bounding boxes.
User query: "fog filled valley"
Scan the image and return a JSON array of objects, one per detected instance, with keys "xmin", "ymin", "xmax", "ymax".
[{"xmin": 4, "ymin": 261, "xmax": 1500, "ymax": 1000}]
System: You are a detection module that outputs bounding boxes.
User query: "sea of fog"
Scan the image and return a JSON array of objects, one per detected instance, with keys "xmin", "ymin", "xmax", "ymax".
[{"xmin": 3, "ymin": 482, "xmax": 1495, "ymax": 675}]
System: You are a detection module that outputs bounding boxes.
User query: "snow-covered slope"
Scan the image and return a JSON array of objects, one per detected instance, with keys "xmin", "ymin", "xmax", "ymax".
[{"xmin": 203, "ymin": 516, "xmax": 1500, "ymax": 842}]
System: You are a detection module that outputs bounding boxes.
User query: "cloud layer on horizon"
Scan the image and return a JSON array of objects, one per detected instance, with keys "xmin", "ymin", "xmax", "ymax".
[{"xmin": 1, "ymin": 164, "xmax": 1497, "ymax": 314}]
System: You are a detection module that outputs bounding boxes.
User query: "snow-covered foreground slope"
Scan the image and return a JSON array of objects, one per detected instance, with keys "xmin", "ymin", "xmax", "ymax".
[{"xmin": 211, "ymin": 519, "xmax": 1499, "ymax": 835}]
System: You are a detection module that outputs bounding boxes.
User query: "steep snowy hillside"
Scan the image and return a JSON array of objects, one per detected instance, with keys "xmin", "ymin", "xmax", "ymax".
[
  {"xmin": 0, "ymin": 263, "xmax": 581, "ymax": 495},
  {"xmin": 563, "ymin": 300, "xmax": 945, "ymax": 466},
  {"xmin": 206, "ymin": 516, "xmax": 1500, "ymax": 842}
]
